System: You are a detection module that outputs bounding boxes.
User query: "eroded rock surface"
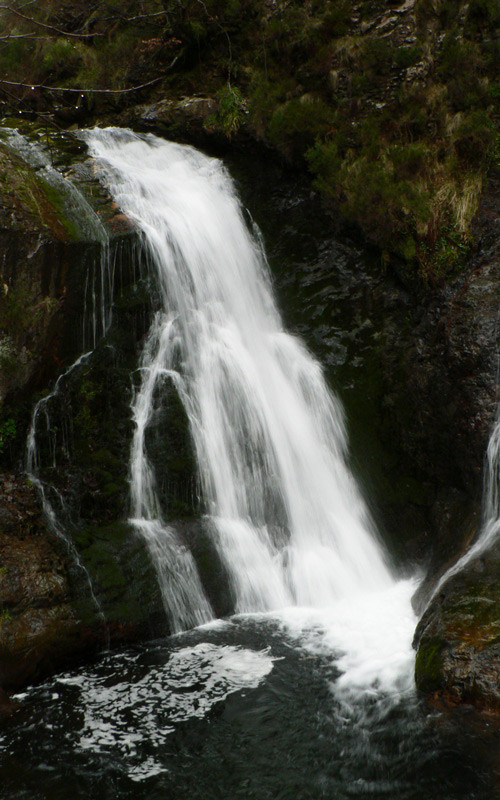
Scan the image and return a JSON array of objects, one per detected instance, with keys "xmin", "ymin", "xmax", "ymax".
[
  {"xmin": 0, "ymin": 472, "xmax": 166, "ymax": 690},
  {"xmin": 414, "ymin": 542, "xmax": 500, "ymax": 712}
]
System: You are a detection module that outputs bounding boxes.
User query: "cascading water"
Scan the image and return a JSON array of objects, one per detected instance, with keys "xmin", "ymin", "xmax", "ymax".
[
  {"xmin": 9, "ymin": 128, "xmax": 496, "ymax": 800},
  {"xmin": 83, "ymin": 128, "xmax": 397, "ymax": 623},
  {"xmin": 428, "ymin": 405, "xmax": 500, "ymax": 601},
  {"xmin": 1, "ymin": 128, "xmax": 113, "ymax": 349}
]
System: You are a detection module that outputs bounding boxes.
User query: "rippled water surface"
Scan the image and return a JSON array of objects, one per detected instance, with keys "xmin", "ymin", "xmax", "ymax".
[{"xmin": 1, "ymin": 614, "xmax": 498, "ymax": 799}]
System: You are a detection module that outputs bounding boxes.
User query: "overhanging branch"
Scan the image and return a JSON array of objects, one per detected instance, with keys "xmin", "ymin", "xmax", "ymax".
[{"xmin": 0, "ymin": 4, "xmax": 102, "ymax": 38}]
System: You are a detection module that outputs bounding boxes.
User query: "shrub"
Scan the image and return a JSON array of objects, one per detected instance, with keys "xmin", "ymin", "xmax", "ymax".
[
  {"xmin": 452, "ymin": 110, "xmax": 498, "ymax": 168},
  {"xmin": 0, "ymin": 417, "xmax": 16, "ymax": 455},
  {"xmin": 40, "ymin": 38, "xmax": 84, "ymax": 79},
  {"xmin": 438, "ymin": 30, "xmax": 479, "ymax": 80},
  {"xmin": 389, "ymin": 142, "xmax": 431, "ymax": 179},
  {"xmin": 207, "ymin": 84, "xmax": 246, "ymax": 137},
  {"xmin": 339, "ymin": 155, "xmax": 431, "ymax": 249},
  {"xmin": 360, "ymin": 37, "xmax": 392, "ymax": 75},
  {"xmin": 320, "ymin": 0, "xmax": 352, "ymax": 38},
  {"xmin": 267, "ymin": 96, "xmax": 332, "ymax": 158},
  {"xmin": 306, "ymin": 139, "xmax": 342, "ymax": 197},
  {"xmin": 467, "ymin": 0, "xmax": 500, "ymax": 27},
  {"xmin": 393, "ymin": 45, "xmax": 423, "ymax": 70}
]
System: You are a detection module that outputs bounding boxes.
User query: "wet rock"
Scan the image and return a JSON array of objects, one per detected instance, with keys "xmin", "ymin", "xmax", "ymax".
[
  {"xmin": 381, "ymin": 170, "xmax": 500, "ymax": 589},
  {"xmin": 414, "ymin": 541, "xmax": 500, "ymax": 712},
  {"xmin": 178, "ymin": 519, "xmax": 234, "ymax": 618},
  {"xmin": 0, "ymin": 472, "xmax": 166, "ymax": 689},
  {"xmin": 0, "ymin": 126, "xmax": 136, "ymax": 438},
  {"xmin": 130, "ymin": 96, "xmax": 218, "ymax": 146},
  {"xmin": 0, "ymin": 472, "xmax": 79, "ymax": 687},
  {"xmin": 0, "ymin": 686, "xmax": 17, "ymax": 716}
]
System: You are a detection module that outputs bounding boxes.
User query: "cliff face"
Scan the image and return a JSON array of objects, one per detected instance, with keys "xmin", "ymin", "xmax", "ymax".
[
  {"xmin": 0, "ymin": 473, "xmax": 165, "ymax": 689},
  {"xmin": 0, "ymin": 127, "xmax": 170, "ymax": 688},
  {"xmin": 0, "ymin": 120, "xmax": 499, "ymax": 705},
  {"xmin": 0, "ymin": 1, "xmax": 498, "ymax": 706},
  {"xmin": 411, "ymin": 171, "xmax": 500, "ymax": 711}
]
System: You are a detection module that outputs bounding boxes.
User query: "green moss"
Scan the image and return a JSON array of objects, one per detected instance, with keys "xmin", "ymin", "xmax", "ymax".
[
  {"xmin": 70, "ymin": 521, "xmax": 163, "ymax": 627},
  {"xmin": 40, "ymin": 37, "xmax": 84, "ymax": 79},
  {"xmin": 0, "ymin": 417, "xmax": 16, "ymax": 455},
  {"xmin": 414, "ymin": 638, "xmax": 446, "ymax": 692},
  {"xmin": 35, "ymin": 177, "xmax": 82, "ymax": 241}
]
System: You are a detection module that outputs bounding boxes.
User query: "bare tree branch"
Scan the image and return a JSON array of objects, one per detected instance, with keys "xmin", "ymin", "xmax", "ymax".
[
  {"xmin": 0, "ymin": 4, "xmax": 103, "ymax": 38},
  {"xmin": 126, "ymin": 10, "xmax": 170, "ymax": 22},
  {"xmin": 0, "ymin": 60, "xmax": 181, "ymax": 93},
  {"xmin": 0, "ymin": 33, "xmax": 53, "ymax": 40}
]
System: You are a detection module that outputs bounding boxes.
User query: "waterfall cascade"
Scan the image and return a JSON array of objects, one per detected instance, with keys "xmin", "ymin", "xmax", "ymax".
[
  {"xmin": 428, "ymin": 406, "xmax": 500, "ymax": 601},
  {"xmin": 84, "ymin": 128, "xmax": 394, "ymax": 624},
  {"xmin": 3, "ymin": 128, "xmax": 496, "ymax": 800}
]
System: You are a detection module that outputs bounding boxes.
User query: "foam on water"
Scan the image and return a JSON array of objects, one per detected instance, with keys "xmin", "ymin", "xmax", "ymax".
[
  {"xmin": 53, "ymin": 642, "xmax": 274, "ymax": 781},
  {"xmin": 241, "ymin": 577, "xmax": 417, "ymax": 702}
]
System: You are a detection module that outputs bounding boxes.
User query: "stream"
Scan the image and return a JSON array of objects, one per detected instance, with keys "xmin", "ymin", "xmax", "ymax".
[{"xmin": 0, "ymin": 129, "xmax": 498, "ymax": 799}]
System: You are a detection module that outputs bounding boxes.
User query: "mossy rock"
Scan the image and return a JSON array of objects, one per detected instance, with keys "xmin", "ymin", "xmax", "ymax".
[
  {"xmin": 414, "ymin": 541, "xmax": 500, "ymax": 710},
  {"xmin": 70, "ymin": 521, "xmax": 165, "ymax": 634},
  {"xmin": 414, "ymin": 637, "xmax": 447, "ymax": 694}
]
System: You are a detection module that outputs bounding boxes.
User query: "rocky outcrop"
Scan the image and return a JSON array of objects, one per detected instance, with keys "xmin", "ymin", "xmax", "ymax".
[
  {"xmin": 382, "ymin": 182, "xmax": 500, "ymax": 600},
  {"xmin": 0, "ymin": 118, "xmax": 498, "ymax": 708},
  {"xmin": 0, "ymin": 125, "xmax": 135, "ymax": 441},
  {"xmin": 0, "ymin": 472, "xmax": 165, "ymax": 690},
  {"xmin": 0, "ymin": 126, "xmax": 172, "ymax": 692},
  {"xmin": 410, "ymin": 169, "xmax": 500, "ymax": 710},
  {"xmin": 414, "ymin": 542, "xmax": 500, "ymax": 712}
]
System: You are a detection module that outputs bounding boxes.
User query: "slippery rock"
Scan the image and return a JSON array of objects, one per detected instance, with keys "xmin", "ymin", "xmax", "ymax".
[{"xmin": 414, "ymin": 542, "xmax": 500, "ymax": 712}]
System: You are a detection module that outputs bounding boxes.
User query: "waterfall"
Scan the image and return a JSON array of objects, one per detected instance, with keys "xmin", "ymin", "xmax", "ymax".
[
  {"xmin": 84, "ymin": 127, "xmax": 393, "ymax": 620},
  {"xmin": 428, "ymin": 407, "xmax": 500, "ymax": 601}
]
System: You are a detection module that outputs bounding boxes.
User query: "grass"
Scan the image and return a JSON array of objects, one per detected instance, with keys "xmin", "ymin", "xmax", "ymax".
[{"xmin": 0, "ymin": 0, "xmax": 498, "ymax": 287}]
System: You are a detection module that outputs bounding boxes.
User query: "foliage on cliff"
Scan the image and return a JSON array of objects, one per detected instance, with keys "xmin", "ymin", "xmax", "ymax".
[{"xmin": 0, "ymin": 0, "xmax": 498, "ymax": 286}]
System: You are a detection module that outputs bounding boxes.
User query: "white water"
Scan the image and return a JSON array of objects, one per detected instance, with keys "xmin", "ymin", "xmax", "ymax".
[
  {"xmin": 1, "ymin": 127, "xmax": 113, "ymax": 349},
  {"xmin": 429, "ymin": 406, "xmax": 500, "ymax": 601},
  {"xmin": 83, "ymin": 127, "xmax": 416, "ymax": 688}
]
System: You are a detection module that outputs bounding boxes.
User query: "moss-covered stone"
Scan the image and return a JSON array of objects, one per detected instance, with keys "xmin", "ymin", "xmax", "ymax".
[
  {"xmin": 70, "ymin": 521, "xmax": 165, "ymax": 631},
  {"xmin": 414, "ymin": 541, "xmax": 500, "ymax": 711},
  {"xmin": 0, "ymin": 471, "xmax": 170, "ymax": 689},
  {"xmin": 414, "ymin": 638, "xmax": 446, "ymax": 694}
]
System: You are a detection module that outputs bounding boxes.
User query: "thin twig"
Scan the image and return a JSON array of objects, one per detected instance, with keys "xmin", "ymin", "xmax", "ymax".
[
  {"xmin": 0, "ymin": 5, "xmax": 102, "ymax": 38},
  {"xmin": 0, "ymin": 33, "xmax": 53, "ymax": 39},
  {"xmin": 0, "ymin": 54, "xmax": 180, "ymax": 94},
  {"xmin": 125, "ymin": 10, "xmax": 170, "ymax": 22}
]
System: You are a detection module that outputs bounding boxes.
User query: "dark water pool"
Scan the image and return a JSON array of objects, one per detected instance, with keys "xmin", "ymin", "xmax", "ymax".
[{"xmin": 1, "ymin": 616, "xmax": 498, "ymax": 799}]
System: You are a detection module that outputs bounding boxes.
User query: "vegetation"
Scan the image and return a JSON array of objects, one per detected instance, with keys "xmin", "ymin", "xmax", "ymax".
[
  {"xmin": 0, "ymin": 0, "xmax": 498, "ymax": 288},
  {"xmin": 0, "ymin": 416, "xmax": 16, "ymax": 454}
]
